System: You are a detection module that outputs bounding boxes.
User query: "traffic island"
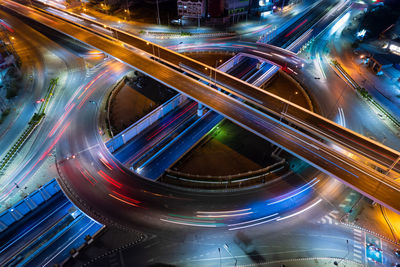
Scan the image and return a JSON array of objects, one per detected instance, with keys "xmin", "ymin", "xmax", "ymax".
[{"xmin": 0, "ymin": 78, "xmax": 57, "ymax": 174}]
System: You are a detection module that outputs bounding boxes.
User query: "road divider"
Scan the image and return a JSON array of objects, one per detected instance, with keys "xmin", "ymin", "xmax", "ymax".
[
  {"xmin": 331, "ymin": 60, "xmax": 400, "ymax": 128},
  {"xmin": 0, "ymin": 78, "xmax": 58, "ymax": 173},
  {"xmin": 161, "ymin": 159, "xmax": 288, "ymax": 190}
]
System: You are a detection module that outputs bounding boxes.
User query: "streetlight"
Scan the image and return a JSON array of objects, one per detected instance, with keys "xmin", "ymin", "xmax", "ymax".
[
  {"xmin": 223, "ymin": 243, "xmax": 237, "ymax": 267},
  {"xmin": 124, "ymin": 7, "xmax": 130, "ymax": 20},
  {"xmin": 147, "ymin": 42, "xmax": 156, "ymax": 60},
  {"xmin": 156, "ymin": 0, "xmax": 161, "ymax": 25},
  {"xmin": 89, "ymin": 100, "xmax": 99, "ymax": 109},
  {"xmin": 218, "ymin": 247, "xmax": 221, "ymax": 267},
  {"xmin": 334, "ymin": 240, "xmax": 349, "ymax": 266},
  {"xmin": 205, "ymin": 67, "xmax": 212, "ymax": 84},
  {"xmin": 280, "ymin": 91, "xmax": 297, "ymax": 121},
  {"xmin": 214, "ymin": 59, "xmax": 222, "ymax": 87}
]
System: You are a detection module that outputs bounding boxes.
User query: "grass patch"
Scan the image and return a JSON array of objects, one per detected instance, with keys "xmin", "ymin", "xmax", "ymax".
[{"xmin": 0, "ymin": 108, "xmax": 11, "ymax": 124}]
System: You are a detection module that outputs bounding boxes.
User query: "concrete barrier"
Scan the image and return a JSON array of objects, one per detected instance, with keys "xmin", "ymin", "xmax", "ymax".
[
  {"xmin": 161, "ymin": 160, "xmax": 288, "ymax": 190},
  {"xmin": 0, "ymin": 179, "xmax": 61, "ymax": 232},
  {"xmin": 217, "ymin": 54, "xmax": 246, "ymax": 73},
  {"xmin": 106, "ymin": 94, "xmax": 187, "ymax": 153}
]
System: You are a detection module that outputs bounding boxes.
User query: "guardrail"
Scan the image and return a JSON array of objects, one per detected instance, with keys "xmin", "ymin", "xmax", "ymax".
[
  {"xmin": 161, "ymin": 160, "xmax": 287, "ymax": 190},
  {"xmin": 0, "ymin": 179, "xmax": 61, "ymax": 232},
  {"xmin": 0, "ymin": 78, "xmax": 58, "ymax": 173},
  {"xmin": 217, "ymin": 54, "xmax": 246, "ymax": 73},
  {"xmin": 140, "ymin": 31, "xmax": 235, "ymax": 39},
  {"xmin": 106, "ymin": 76, "xmax": 127, "ymax": 138},
  {"xmin": 106, "ymin": 94, "xmax": 187, "ymax": 153},
  {"xmin": 331, "ymin": 60, "xmax": 400, "ymax": 128},
  {"xmin": 59, "ymin": 225, "xmax": 106, "ymax": 266}
]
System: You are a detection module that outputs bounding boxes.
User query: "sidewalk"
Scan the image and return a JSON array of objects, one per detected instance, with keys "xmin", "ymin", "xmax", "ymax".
[
  {"xmin": 350, "ymin": 197, "xmax": 400, "ymax": 245},
  {"xmin": 247, "ymin": 258, "xmax": 364, "ymax": 267}
]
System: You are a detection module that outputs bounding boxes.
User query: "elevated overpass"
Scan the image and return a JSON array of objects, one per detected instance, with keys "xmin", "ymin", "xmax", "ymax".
[
  {"xmin": 17, "ymin": 0, "xmax": 400, "ymax": 175},
  {"xmin": 3, "ymin": 0, "xmax": 400, "ymax": 229}
]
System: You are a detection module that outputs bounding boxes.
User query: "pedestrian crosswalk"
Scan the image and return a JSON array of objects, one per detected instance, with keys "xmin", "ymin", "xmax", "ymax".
[
  {"xmin": 353, "ymin": 228, "xmax": 364, "ymax": 264},
  {"xmin": 317, "ymin": 210, "xmax": 340, "ymax": 224}
]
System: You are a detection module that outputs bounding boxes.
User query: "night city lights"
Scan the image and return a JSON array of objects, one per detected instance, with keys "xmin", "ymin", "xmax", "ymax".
[{"xmin": 1, "ymin": 0, "xmax": 400, "ymax": 266}]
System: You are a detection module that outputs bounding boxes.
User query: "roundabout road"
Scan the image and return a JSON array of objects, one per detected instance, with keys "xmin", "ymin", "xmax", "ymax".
[
  {"xmin": 4, "ymin": 0, "xmax": 387, "ymax": 237},
  {"xmin": 55, "ymin": 56, "xmax": 341, "ymax": 236}
]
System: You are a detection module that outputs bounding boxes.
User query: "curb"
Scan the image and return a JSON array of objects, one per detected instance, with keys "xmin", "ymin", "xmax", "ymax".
[
  {"xmin": 80, "ymin": 233, "xmax": 146, "ymax": 267},
  {"xmin": 237, "ymin": 257, "xmax": 364, "ymax": 267},
  {"xmin": 340, "ymin": 221, "xmax": 400, "ymax": 246}
]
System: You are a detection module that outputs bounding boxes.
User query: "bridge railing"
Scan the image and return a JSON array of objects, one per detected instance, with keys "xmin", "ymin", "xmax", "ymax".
[{"xmin": 161, "ymin": 159, "xmax": 287, "ymax": 190}]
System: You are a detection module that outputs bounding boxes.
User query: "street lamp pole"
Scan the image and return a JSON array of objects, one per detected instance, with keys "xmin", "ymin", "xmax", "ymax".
[
  {"xmin": 147, "ymin": 42, "xmax": 156, "ymax": 60},
  {"xmin": 223, "ymin": 243, "xmax": 237, "ymax": 267},
  {"xmin": 334, "ymin": 239, "xmax": 349, "ymax": 266},
  {"xmin": 280, "ymin": 92, "xmax": 297, "ymax": 121},
  {"xmin": 112, "ymin": 27, "xmax": 119, "ymax": 40},
  {"xmin": 156, "ymin": 0, "xmax": 161, "ymax": 25},
  {"xmin": 89, "ymin": 100, "xmax": 99, "ymax": 110},
  {"xmin": 214, "ymin": 60, "xmax": 222, "ymax": 87},
  {"xmin": 218, "ymin": 248, "xmax": 221, "ymax": 267},
  {"xmin": 205, "ymin": 67, "xmax": 212, "ymax": 84}
]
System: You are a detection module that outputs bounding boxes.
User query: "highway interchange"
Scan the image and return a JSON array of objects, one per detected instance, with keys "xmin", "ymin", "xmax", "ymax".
[{"xmin": 1, "ymin": 0, "xmax": 400, "ymax": 266}]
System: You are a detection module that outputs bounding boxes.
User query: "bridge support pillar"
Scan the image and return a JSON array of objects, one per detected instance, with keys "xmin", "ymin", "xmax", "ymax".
[{"xmin": 197, "ymin": 103, "xmax": 204, "ymax": 116}]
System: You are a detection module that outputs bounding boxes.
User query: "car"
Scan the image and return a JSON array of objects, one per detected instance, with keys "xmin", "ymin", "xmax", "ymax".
[
  {"xmin": 366, "ymin": 243, "xmax": 381, "ymax": 251},
  {"xmin": 394, "ymin": 249, "xmax": 400, "ymax": 257},
  {"xmin": 171, "ymin": 19, "xmax": 182, "ymax": 26}
]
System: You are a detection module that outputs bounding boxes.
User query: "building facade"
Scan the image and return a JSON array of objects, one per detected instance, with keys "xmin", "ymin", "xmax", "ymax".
[
  {"xmin": 224, "ymin": 0, "xmax": 251, "ymax": 23},
  {"xmin": 177, "ymin": 0, "xmax": 296, "ymax": 25},
  {"xmin": 177, "ymin": 0, "xmax": 206, "ymax": 19}
]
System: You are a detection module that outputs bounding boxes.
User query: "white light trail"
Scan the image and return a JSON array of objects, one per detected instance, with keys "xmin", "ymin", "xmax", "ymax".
[{"xmin": 277, "ymin": 198, "xmax": 322, "ymax": 221}]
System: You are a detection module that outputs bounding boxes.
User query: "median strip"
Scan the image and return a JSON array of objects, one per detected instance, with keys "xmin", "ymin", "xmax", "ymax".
[
  {"xmin": 0, "ymin": 78, "xmax": 58, "ymax": 173},
  {"xmin": 331, "ymin": 60, "xmax": 400, "ymax": 128}
]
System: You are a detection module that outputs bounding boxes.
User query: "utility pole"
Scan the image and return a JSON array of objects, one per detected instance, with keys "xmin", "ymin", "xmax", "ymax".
[
  {"xmin": 334, "ymin": 239, "xmax": 349, "ymax": 266},
  {"xmin": 218, "ymin": 248, "xmax": 221, "ymax": 267},
  {"xmin": 156, "ymin": 0, "xmax": 161, "ymax": 25},
  {"xmin": 223, "ymin": 243, "xmax": 237, "ymax": 267}
]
